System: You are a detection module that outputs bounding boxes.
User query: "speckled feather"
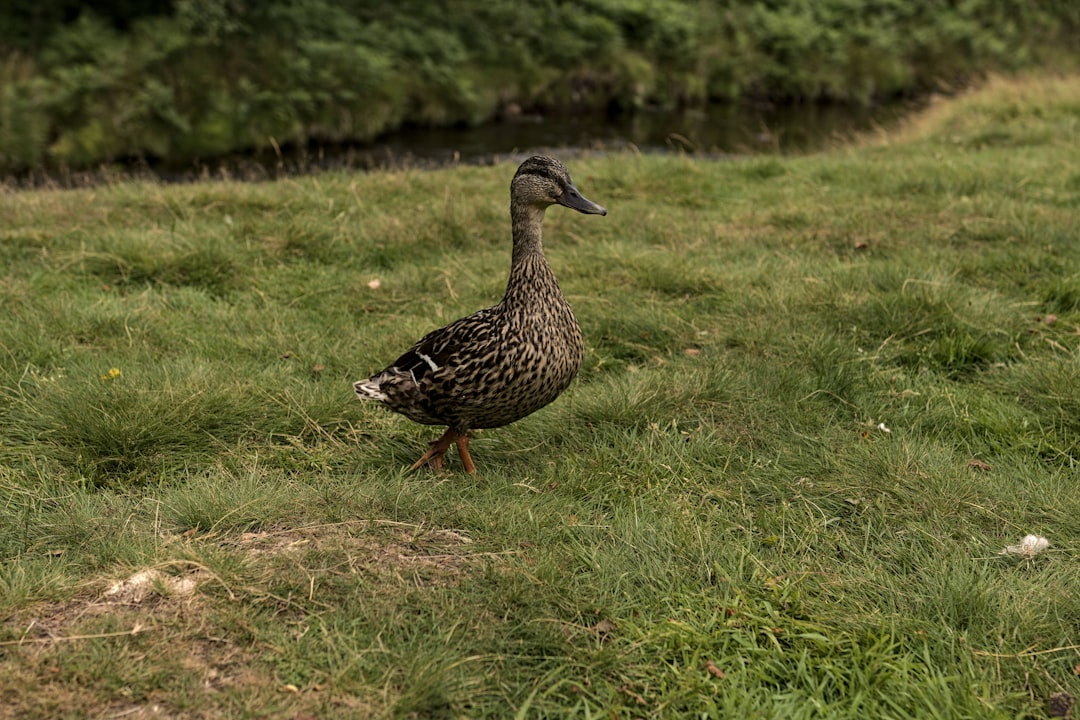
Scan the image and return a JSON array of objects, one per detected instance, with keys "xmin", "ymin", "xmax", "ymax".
[{"xmin": 354, "ymin": 156, "xmax": 606, "ymax": 460}]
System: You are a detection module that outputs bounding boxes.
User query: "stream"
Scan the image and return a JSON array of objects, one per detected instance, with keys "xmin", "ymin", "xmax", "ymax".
[
  {"xmin": 184, "ymin": 98, "xmax": 922, "ymax": 181},
  {"xmin": 24, "ymin": 99, "xmax": 922, "ymax": 186}
]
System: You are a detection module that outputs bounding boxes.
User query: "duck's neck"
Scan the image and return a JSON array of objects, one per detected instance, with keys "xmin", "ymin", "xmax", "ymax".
[
  {"xmin": 509, "ymin": 203, "xmax": 546, "ymax": 263},
  {"xmin": 503, "ymin": 204, "xmax": 558, "ymax": 307}
]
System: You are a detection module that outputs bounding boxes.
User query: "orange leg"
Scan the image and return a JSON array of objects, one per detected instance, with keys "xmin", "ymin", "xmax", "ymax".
[
  {"xmin": 409, "ymin": 429, "xmax": 475, "ymax": 473},
  {"xmin": 455, "ymin": 433, "xmax": 476, "ymax": 474}
]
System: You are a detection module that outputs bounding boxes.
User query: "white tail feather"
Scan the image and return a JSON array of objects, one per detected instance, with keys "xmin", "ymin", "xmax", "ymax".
[{"xmin": 354, "ymin": 379, "xmax": 387, "ymax": 402}]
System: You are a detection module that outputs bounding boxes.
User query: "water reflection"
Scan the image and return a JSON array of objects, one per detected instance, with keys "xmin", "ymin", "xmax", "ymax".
[
  {"xmin": 379, "ymin": 101, "xmax": 914, "ymax": 160},
  {"xmin": 27, "ymin": 100, "xmax": 918, "ymax": 186},
  {"xmin": 221, "ymin": 99, "xmax": 918, "ymax": 181}
]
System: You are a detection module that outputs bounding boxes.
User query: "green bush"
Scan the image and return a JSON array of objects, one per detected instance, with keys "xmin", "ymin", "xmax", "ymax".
[{"xmin": 0, "ymin": 0, "xmax": 1077, "ymax": 172}]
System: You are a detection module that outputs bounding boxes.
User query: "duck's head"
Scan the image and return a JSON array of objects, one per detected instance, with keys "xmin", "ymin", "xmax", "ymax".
[{"xmin": 512, "ymin": 156, "xmax": 607, "ymax": 216}]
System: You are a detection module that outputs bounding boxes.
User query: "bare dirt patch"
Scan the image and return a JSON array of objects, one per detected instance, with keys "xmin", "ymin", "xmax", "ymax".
[
  {"xmin": 4, "ymin": 520, "xmax": 486, "ymax": 655},
  {"xmin": 223, "ymin": 520, "xmax": 485, "ymax": 588},
  {"xmin": 5, "ymin": 565, "xmax": 211, "ymax": 653},
  {"xmin": 0, "ymin": 565, "xmax": 227, "ymax": 719},
  {"xmin": 1, "ymin": 521, "xmax": 494, "ymax": 718}
]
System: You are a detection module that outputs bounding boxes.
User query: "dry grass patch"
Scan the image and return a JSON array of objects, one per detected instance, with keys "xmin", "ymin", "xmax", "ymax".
[
  {"xmin": 6, "ymin": 565, "xmax": 209, "ymax": 650},
  {"xmin": 0, "ymin": 521, "xmax": 492, "ymax": 719},
  {"xmin": 222, "ymin": 520, "xmax": 484, "ymax": 589},
  {"xmin": 1, "ymin": 565, "xmax": 250, "ymax": 719},
  {"xmin": 866, "ymin": 73, "xmax": 1080, "ymax": 150}
]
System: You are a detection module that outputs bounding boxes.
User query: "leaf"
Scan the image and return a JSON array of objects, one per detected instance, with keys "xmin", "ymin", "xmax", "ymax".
[
  {"xmin": 968, "ymin": 459, "xmax": 992, "ymax": 471},
  {"xmin": 704, "ymin": 660, "xmax": 726, "ymax": 678}
]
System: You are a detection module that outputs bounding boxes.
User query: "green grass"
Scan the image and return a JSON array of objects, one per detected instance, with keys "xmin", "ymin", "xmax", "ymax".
[{"xmin": 1, "ymin": 74, "xmax": 1079, "ymax": 718}]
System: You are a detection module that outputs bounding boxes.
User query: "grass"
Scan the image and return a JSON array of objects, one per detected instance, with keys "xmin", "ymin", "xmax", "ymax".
[{"xmin": 1, "ymin": 73, "xmax": 1079, "ymax": 718}]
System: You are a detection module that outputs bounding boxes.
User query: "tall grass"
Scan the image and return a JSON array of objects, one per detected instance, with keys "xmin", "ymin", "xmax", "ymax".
[{"xmin": 0, "ymin": 75, "xmax": 1078, "ymax": 718}]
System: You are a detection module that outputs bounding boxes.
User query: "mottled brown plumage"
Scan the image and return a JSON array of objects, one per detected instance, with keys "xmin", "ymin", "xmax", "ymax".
[{"xmin": 354, "ymin": 156, "xmax": 606, "ymax": 473}]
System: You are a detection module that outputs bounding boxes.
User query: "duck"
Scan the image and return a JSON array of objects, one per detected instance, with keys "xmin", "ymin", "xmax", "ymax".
[{"xmin": 354, "ymin": 155, "xmax": 607, "ymax": 473}]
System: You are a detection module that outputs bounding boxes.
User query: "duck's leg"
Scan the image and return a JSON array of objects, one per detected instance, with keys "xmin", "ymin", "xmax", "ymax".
[
  {"xmin": 409, "ymin": 428, "xmax": 459, "ymax": 472},
  {"xmin": 455, "ymin": 433, "xmax": 476, "ymax": 474}
]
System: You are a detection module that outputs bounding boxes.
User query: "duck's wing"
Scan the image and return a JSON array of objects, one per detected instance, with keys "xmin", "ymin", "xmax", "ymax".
[
  {"xmin": 355, "ymin": 307, "xmax": 502, "ymax": 423},
  {"xmin": 391, "ymin": 307, "xmax": 500, "ymax": 383}
]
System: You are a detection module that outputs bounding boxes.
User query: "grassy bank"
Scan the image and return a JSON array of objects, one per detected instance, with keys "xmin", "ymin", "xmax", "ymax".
[
  {"xmin": 1, "ymin": 74, "xmax": 1079, "ymax": 718},
  {"xmin": 2, "ymin": 0, "xmax": 1079, "ymax": 173}
]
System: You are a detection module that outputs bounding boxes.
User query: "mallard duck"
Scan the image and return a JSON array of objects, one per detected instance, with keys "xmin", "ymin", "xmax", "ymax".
[{"xmin": 354, "ymin": 155, "xmax": 607, "ymax": 473}]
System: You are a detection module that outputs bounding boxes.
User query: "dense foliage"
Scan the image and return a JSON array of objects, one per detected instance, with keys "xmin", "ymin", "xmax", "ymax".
[{"xmin": 1, "ymin": 0, "xmax": 1078, "ymax": 172}]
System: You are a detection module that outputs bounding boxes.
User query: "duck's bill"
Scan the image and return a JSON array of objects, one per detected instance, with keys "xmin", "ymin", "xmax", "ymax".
[{"xmin": 559, "ymin": 184, "xmax": 607, "ymax": 216}]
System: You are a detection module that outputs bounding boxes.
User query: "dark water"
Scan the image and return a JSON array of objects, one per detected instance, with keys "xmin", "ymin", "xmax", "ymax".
[
  {"xmin": 20, "ymin": 100, "xmax": 920, "ymax": 186},
  {"xmin": 164, "ymin": 98, "xmax": 918, "ymax": 183},
  {"xmin": 383, "ymin": 101, "xmax": 912, "ymax": 159},
  {"xmin": 250, "ymin": 101, "xmax": 915, "ymax": 178}
]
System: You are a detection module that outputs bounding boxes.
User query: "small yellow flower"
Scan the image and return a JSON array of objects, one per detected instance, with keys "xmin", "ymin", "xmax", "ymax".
[{"xmin": 100, "ymin": 367, "xmax": 122, "ymax": 381}]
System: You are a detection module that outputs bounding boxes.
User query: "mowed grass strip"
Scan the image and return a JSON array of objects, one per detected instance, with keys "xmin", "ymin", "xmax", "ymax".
[{"xmin": 1, "ymin": 74, "xmax": 1078, "ymax": 718}]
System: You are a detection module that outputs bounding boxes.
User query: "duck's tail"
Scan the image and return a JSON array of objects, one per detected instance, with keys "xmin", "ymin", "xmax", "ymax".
[{"xmin": 353, "ymin": 379, "xmax": 387, "ymax": 402}]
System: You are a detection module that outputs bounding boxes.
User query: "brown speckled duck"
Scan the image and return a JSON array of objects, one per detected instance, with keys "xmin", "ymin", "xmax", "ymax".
[{"xmin": 354, "ymin": 156, "xmax": 606, "ymax": 473}]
